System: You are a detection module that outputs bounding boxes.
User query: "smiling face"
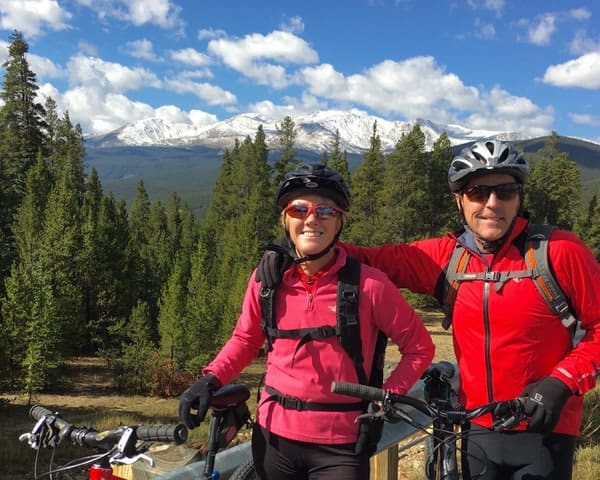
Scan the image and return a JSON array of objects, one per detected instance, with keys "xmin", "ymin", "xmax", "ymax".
[
  {"xmin": 282, "ymin": 193, "xmax": 343, "ymax": 263},
  {"xmin": 455, "ymin": 173, "xmax": 521, "ymax": 250}
]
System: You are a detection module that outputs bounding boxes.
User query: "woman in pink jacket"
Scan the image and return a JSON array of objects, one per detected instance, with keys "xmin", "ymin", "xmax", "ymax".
[{"xmin": 178, "ymin": 163, "xmax": 435, "ymax": 480}]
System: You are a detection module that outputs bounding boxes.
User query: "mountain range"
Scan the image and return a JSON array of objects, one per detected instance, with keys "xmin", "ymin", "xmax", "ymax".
[
  {"xmin": 84, "ymin": 110, "xmax": 600, "ymax": 218},
  {"xmin": 86, "ymin": 109, "xmax": 558, "ymax": 153}
]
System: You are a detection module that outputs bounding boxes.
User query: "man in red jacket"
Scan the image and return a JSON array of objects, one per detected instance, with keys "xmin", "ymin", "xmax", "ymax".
[{"xmin": 258, "ymin": 140, "xmax": 600, "ymax": 480}]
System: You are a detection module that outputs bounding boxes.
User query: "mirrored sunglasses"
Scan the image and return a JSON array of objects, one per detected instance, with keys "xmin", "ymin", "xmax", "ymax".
[
  {"xmin": 462, "ymin": 183, "xmax": 522, "ymax": 202},
  {"xmin": 284, "ymin": 204, "xmax": 342, "ymax": 220}
]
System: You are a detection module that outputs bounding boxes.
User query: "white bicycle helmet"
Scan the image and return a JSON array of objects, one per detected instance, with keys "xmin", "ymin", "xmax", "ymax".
[{"xmin": 448, "ymin": 140, "xmax": 529, "ymax": 193}]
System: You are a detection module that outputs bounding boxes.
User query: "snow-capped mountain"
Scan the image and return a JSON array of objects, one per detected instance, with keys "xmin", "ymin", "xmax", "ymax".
[{"xmin": 86, "ymin": 109, "xmax": 535, "ymax": 152}]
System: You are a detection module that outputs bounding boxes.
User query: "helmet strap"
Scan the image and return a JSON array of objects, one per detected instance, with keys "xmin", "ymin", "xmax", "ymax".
[{"xmin": 285, "ymin": 225, "xmax": 344, "ymax": 265}]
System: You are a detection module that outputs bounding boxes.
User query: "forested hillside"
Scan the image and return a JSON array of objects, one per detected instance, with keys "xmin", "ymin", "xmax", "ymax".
[{"xmin": 1, "ymin": 32, "xmax": 599, "ymax": 397}]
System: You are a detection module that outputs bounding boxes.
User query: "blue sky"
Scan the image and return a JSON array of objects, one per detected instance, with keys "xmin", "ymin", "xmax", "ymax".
[{"xmin": 0, "ymin": 0, "xmax": 598, "ymax": 142}]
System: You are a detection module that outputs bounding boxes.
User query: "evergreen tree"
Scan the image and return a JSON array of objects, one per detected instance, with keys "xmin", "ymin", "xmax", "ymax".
[
  {"xmin": 328, "ymin": 129, "xmax": 351, "ymax": 186},
  {"xmin": 377, "ymin": 125, "xmax": 429, "ymax": 243},
  {"xmin": 157, "ymin": 197, "xmax": 197, "ymax": 364},
  {"xmin": 38, "ymin": 152, "xmax": 85, "ymax": 356},
  {"xmin": 114, "ymin": 301, "xmax": 157, "ymax": 393},
  {"xmin": 527, "ymin": 132, "xmax": 581, "ymax": 230},
  {"xmin": 584, "ymin": 196, "xmax": 600, "ymax": 260},
  {"xmin": 0, "ymin": 31, "xmax": 48, "ymax": 282},
  {"xmin": 272, "ymin": 116, "xmax": 297, "ymax": 188},
  {"xmin": 428, "ymin": 133, "xmax": 457, "ymax": 236},
  {"xmin": 344, "ymin": 122, "xmax": 384, "ymax": 245},
  {"xmin": 0, "ymin": 154, "xmax": 52, "ymax": 389}
]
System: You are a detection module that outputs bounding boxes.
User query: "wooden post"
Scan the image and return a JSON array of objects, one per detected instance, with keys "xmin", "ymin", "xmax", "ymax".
[{"xmin": 370, "ymin": 444, "xmax": 399, "ymax": 480}]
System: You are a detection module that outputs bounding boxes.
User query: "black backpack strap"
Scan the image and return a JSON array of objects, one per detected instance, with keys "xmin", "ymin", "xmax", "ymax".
[
  {"xmin": 525, "ymin": 224, "xmax": 578, "ymax": 330},
  {"xmin": 263, "ymin": 385, "xmax": 363, "ymax": 412},
  {"xmin": 337, "ymin": 256, "xmax": 369, "ymax": 385},
  {"xmin": 260, "ymin": 286, "xmax": 276, "ymax": 352}
]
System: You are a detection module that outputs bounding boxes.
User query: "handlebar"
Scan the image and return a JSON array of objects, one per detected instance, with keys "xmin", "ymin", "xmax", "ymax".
[
  {"xmin": 29, "ymin": 405, "xmax": 188, "ymax": 448},
  {"xmin": 331, "ymin": 381, "xmax": 527, "ymax": 431}
]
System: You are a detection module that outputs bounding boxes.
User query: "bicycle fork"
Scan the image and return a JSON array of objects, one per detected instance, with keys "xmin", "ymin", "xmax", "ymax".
[{"xmin": 436, "ymin": 419, "xmax": 459, "ymax": 480}]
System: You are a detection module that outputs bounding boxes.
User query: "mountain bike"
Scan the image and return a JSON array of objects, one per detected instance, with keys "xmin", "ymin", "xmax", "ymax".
[
  {"xmin": 331, "ymin": 373, "xmax": 528, "ymax": 480},
  {"xmin": 20, "ymin": 404, "xmax": 188, "ymax": 480}
]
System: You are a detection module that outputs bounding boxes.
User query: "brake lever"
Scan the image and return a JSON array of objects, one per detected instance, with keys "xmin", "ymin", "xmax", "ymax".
[{"xmin": 355, "ymin": 408, "xmax": 385, "ymax": 423}]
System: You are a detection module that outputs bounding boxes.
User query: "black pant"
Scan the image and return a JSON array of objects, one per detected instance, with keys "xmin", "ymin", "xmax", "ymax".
[
  {"xmin": 467, "ymin": 424, "xmax": 576, "ymax": 480},
  {"xmin": 251, "ymin": 425, "xmax": 370, "ymax": 480}
]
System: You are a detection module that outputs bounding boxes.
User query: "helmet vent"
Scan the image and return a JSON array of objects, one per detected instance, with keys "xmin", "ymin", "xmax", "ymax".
[{"xmin": 498, "ymin": 148, "xmax": 509, "ymax": 164}]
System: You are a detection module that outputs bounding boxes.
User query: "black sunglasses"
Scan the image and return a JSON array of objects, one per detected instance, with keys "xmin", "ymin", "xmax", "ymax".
[{"xmin": 462, "ymin": 183, "xmax": 522, "ymax": 202}]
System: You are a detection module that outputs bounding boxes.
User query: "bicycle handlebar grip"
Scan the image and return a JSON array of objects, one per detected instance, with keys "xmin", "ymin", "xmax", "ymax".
[
  {"xmin": 135, "ymin": 424, "xmax": 188, "ymax": 444},
  {"xmin": 331, "ymin": 381, "xmax": 385, "ymax": 402},
  {"xmin": 30, "ymin": 405, "xmax": 54, "ymax": 421},
  {"xmin": 29, "ymin": 405, "xmax": 72, "ymax": 432}
]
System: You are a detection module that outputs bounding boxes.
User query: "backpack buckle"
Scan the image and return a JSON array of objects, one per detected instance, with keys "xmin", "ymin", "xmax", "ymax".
[{"xmin": 484, "ymin": 271, "xmax": 501, "ymax": 282}]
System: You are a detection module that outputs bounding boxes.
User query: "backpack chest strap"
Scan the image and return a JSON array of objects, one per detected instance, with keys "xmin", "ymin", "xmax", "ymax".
[{"xmin": 454, "ymin": 268, "xmax": 535, "ymax": 292}]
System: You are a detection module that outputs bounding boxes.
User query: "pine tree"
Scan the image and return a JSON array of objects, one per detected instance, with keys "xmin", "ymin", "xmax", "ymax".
[
  {"xmin": 0, "ymin": 31, "xmax": 48, "ymax": 283},
  {"xmin": 527, "ymin": 132, "xmax": 581, "ymax": 229},
  {"xmin": 377, "ymin": 125, "xmax": 429, "ymax": 243},
  {"xmin": 344, "ymin": 122, "xmax": 384, "ymax": 245},
  {"xmin": 328, "ymin": 129, "xmax": 351, "ymax": 186},
  {"xmin": 0, "ymin": 154, "xmax": 52, "ymax": 389},
  {"xmin": 584, "ymin": 195, "xmax": 600, "ymax": 260},
  {"xmin": 272, "ymin": 116, "xmax": 297, "ymax": 188},
  {"xmin": 428, "ymin": 133, "xmax": 457, "ymax": 236}
]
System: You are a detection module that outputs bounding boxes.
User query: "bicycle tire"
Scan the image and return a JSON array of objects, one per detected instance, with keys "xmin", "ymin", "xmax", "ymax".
[{"xmin": 229, "ymin": 458, "xmax": 258, "ymax": 480}]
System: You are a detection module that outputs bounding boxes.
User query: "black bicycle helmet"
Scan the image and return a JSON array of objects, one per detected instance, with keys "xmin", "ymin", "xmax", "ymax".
[
  {"xmin": 276, "ymin": 163, "xmax": 351, "ymax": 211},
  {"xmin": 448, "ymin": 140, "xmax": 529, "ymax": 193}
]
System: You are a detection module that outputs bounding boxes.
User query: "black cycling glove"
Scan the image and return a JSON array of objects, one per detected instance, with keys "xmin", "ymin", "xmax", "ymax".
[
  {"xmin": 521, "ymin": 376, "xmax": 571, "ymax": 435},
  {"xmin": 254, "ymin": 239, "xmax": 293, "ymax": 289},
  {"xmin": 178, "ymin": 374, "xmax": 221, "ymax": 429}
]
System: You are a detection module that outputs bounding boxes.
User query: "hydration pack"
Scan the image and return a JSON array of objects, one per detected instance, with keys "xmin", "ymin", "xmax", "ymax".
[
  {"xmin": 259, "ymin": 256, "xmax": 388, "ymax": 395},
  {"xmin": 258, "ymin": 255, "xmax": 387, "ymax": 455},
  {"xmin": 439, "ymin": 224, "xmax": 579, "ymax": 340}
]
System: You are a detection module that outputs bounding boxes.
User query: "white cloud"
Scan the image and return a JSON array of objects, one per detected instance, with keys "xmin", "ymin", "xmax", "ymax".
[
  {"xmin": 188, "ymin": 109, "xmax": 219, "ymax": 126},
  {"xmin": 67, "ymin": 55, "xmax": 162, "ymax": 93},
  {"xmin": 528, "ymin": 14, "xmax": 557, "ymax": 45},
  {"xmin": 465, "ymin": 87, "xmax": 554, "ymax": 136},
  {"xmin": 519, "ymin": 8, "xmax": 592, "ymax": 46},
  {"xmin": 155, "ymin": 105, "xmax": 190, "ymax": 124},
  {"xmin": 0, "ymin": 0, "xmax": 71, "ymax": 37},
  {"xmin": 208, "ymin": 30, "xmax": 319, "ymax": 88},
  {"xmin": 569, "ymin": 8, "xmax": 591, "ymax": 21},
  {"xmin": 125, "ymin": 39, "xmax": 160, "ymax": 61},
  {"xmin": 55, "ymin": 85, "xmax": 155, "ymax": 134},
  {"xmin": 164, "ymin": 77, "xmax": 237, "ymax": 106},
  {"xmin": 299, "ymin": 57, "xmax": 484, "ymax": 123},
  {"xmin": 296, "ymin": 57, "xmax": 552, "ymax": 136},
  {"xmin": 248, "ymin": 93, "xmax": 327, "ymax": 123},
  {"xmin": 169, "ymin": 48, "xmax": 211, "ymax": 67},
  {"xmin": 543, "ymin": 52, "xmax": 600, "ymax": 89},
  {"xmin": 570, "ymin": 30, "xmax": 600, "ymax": 55},
  {"xmin": 75, "ymin": 0, "xmax": 183, "ymax": 30},
  {"xmin": 27, "ymin": 53, "xmax": 63, "ymax": 79},
  {"xmin": 569, "ymin": 113, "xmax": 600, "ymax": 127},
  {"xmin": 279, "ymin": 16, "xmax": 304, "ymax": 34},
  {"xmin": 78, "ymin": 41, "xmax": 99, "ymax": 57},
  {"xmin": 198, "ymin": 28, "xmax": 226, "ymax": 41}
]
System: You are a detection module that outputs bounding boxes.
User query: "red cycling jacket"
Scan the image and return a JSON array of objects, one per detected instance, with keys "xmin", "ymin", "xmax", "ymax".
[
  {"xmin": 203, "ymin": 248, "xmax": 435, "ymax": 444},
  {"xmin": 343, "ymin": 216, "xmax": 600, "ymax": 436}
]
